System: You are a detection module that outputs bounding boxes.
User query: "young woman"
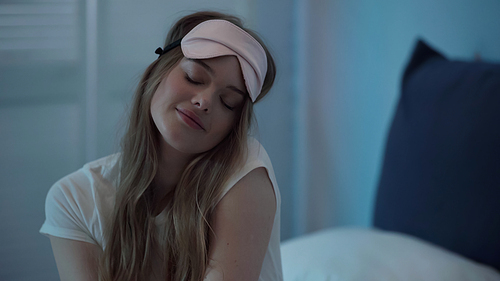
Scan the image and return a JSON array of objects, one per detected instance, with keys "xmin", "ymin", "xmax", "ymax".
[{"xmin": 40, "ymin": 11, "xmax": 281, "ymax": 281}]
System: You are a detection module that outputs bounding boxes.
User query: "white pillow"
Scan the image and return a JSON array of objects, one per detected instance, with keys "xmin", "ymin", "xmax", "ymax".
[{"xmin": 281, "ymin": 227, "xmax": 500, "ymax": 281}]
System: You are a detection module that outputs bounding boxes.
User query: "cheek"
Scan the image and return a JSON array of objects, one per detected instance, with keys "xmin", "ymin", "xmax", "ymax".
[
  {"xmin": 150, "ymin": 94, "xmax": 162, "ymax": 120},
  {"xmin": 213, "ymin": 114, "xmax": 238, "ymax": 140},
  {"xmin": 150, "ymin": 90, "xmax": 172, "ymax": 135}
]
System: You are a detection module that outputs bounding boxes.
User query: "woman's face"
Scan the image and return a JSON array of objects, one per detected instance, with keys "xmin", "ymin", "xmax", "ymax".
[{"xmin": 150, "ymin": 55, "xmax": 247, "ymax": 156}]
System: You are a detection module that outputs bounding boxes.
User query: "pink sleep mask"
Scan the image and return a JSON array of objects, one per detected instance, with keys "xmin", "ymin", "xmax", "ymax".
[{"xmin": 180, "ymin": 20, "xmax": 268, "ymax": 102}]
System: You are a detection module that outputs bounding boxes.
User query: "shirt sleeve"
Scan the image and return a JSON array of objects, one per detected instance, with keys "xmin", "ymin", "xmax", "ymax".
[
  {"xmin": 217, "ymin": 137, "xmax": 280, "ymax": 208},
  {"xmin": 39, "ymin": 169, "xmax": 99, "ymax": 246}
]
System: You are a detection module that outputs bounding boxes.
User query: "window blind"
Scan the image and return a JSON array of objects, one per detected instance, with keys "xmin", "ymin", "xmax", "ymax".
[{"xmin": 0, "ymin": 0, "xmax": 79, "ymax": 62}]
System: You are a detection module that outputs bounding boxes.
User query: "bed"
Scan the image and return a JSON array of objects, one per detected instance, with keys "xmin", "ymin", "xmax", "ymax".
[{"xmin": 281, "ymin": 40, "xmax": 500, "ymax": 281}]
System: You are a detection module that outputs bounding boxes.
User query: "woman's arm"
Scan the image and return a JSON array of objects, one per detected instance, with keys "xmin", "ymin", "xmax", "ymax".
[
  {"xmin": 204, "ymin": 167, "xmax": 277, "ymax": 281},
  {"xmin": 49, "ymin": 236, "xmax": 102, "ymax": 281}
]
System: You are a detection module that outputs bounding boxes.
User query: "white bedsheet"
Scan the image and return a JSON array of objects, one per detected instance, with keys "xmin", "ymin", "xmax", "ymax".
[{"xmin": 281, "ymin": 227, "xmax": 500, "ymax": 281}]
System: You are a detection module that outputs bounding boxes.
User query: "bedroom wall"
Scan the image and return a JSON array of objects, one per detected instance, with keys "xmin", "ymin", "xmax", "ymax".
[{"xmin": 292, "ymin": 0, "xmax": 500, "ymax": 235}]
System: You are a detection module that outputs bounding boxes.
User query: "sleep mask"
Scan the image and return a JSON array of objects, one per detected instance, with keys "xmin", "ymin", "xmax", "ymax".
[{"xmin": 155, "ymin": 20, "xmax": 267, "ymax": 102}]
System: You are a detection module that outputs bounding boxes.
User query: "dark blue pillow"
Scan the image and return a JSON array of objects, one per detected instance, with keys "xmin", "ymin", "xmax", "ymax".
[{"xmin": 373, "ymin": 39, "xmax": 500, "ymax": 270}]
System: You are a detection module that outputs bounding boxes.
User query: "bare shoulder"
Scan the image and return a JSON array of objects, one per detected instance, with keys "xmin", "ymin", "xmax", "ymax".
[
  {"xmin": 204, "ymin": 167, "xmax": 276, "ymax": 281},
  {"xmin": 220, "ymin": 167, "xmax": 276, "ymax": 218},
  {"xmin": 49, "ymin": 236, "xmax": 102, "ymax": 281}
]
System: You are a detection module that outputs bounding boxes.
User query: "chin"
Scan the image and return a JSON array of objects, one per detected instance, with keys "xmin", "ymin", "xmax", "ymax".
[{"xmin": 171, "ymin": 141, "xmax": 215, "ymax": 155}]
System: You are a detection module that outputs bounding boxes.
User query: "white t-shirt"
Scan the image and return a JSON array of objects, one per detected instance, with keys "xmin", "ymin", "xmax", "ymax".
[{"xmin": 40, "ymin": 137, "xmax": 283, "ymax": 281}]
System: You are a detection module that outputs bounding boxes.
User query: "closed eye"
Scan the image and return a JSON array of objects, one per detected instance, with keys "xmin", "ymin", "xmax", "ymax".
[
  {"xmin": 220, "ymin": 97, "xmax": 234, "ymax": 111},
  {"xmin": 185, "ymin": 74, "xmax": 203, "ymax": 85}
]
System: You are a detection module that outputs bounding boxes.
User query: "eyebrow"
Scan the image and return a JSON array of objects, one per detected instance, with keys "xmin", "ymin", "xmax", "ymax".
[
  {"xmin": 227, "ymin": 85, "xmax": 246, "ymax": 97},
  {"xmin": 189, "ymin": 58, "xmax": 247, "ymax": 97}
]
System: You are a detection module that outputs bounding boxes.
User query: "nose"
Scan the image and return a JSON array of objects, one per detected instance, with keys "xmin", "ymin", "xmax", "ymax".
[{"xmin": 191, "ymin": 89, "xmax": 213, "ymax": 113}]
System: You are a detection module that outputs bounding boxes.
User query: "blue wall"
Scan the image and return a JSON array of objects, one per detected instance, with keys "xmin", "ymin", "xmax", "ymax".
[
  {"xmin": 340, "ymin": 0, "xmax": 500, "ymax": 226},
  {"xmin": 291, "ymin": 0, "xmax": 500, "ymax": 234}
]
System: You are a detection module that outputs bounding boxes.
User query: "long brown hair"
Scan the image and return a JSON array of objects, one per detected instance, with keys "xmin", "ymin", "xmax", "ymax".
[{"xmin": 99, "ymin": 11, "xmax": 276, "ymax": 281}]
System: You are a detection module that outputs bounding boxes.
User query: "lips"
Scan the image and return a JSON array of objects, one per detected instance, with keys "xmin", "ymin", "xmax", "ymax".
[{"xmin": 176, "ymin": 108, "xmax": 205, "ymax": 130}]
